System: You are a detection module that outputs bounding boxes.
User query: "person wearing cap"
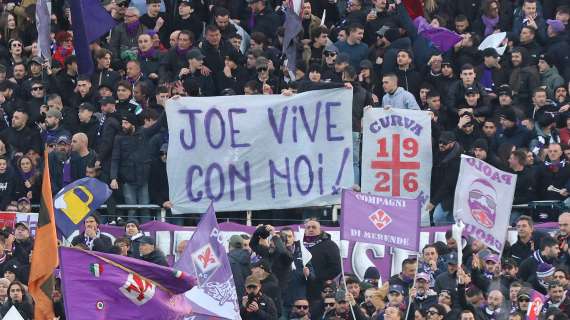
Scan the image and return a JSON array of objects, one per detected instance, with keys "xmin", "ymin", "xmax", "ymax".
[
  {"xmin": 253, "ymin": 56, "xmax": 278, "ymax": 95},
  {"xmin": 23, "ymin": 56, "xmax": 47, "ymax": 95},
  {"xmin": 138, "ymin": 235, "xmax": 168, "ymax": 266},
  {"xmin": 470, "ymin": 253, "xmax": 503, "ymax": 294},
  {"xmin": 71, "ymin": 214, "xmax": 113, "ymax": 253},
  {"xmin": 76, "ymin": 103, "xmax": 99, "ymax": 149},
  {"xmin": 16, "ymin": 197, "xmax": 31, "ymax": 213},
  {"xmin": 139, "ymin": 0, "xmax": 166, "ymax": 33},
  {"xmin": 250, "ymin": 260, "xmax": 282, "ymax": 316},
  {"xmin": 434, "ymin": 253, "xmax": 461, "ymax": 297},
  {"xmin": 538, "ymin": 53, "xmax": 564, "ymax": 99},
  {"xmin": 219, "ymin": 50, "xmax": 248, "ymax": 95},
  {"xmin": 109, "ymin": 7, "xmax": 147, "ymax": 64},
  {"xmin": 123, "ymin": 219, "xmax": 144, "ymax": 257},
  {"xmin": 386, "ymin": 284, "xmax": 406, "ymax": 312},
  {"xmin": 471, "ymin": 138, "xmax": 502, "ymax": 169},
  {"xmin": 428, "ymin": 130, "xmax": 462, "ymax": 224},
  {"xmin": 410, "ymin": 272, "xmax": 438, "ymax": 314},
  {"xmin": 321, "ymin": 289, "xmax": 367, "ymax": 320},
  {"xmin": 174, "ymin": 0, "xmax": 203, "ymax": 43},
  {"xmin": 240, "ymin": 274, "xmax": 278, "ymax": 320},
  {"xmin": 544, "ymin": 18, "xmax": 570, "ymax": 80},
  {"xmin": 228, "ymin": 234, "xmax": 251, "ymax": 297},
  {"xmin": 496, "ymin": 107, "xmax": 533, "ymax": 148},
  {"xmin": 530, "ymin": 112, "xmax": 561, "ymax": 155},
  {"xmin": 240, "ymin": 0, "xmax": 280, "ymax": 40},
  {"xmin": 96, "ymin": 96, "xmax": 121, "ymax": 184},
  {"xmin": 476, "ymin": 48, "xmax": 507, "ymax": 94},
  {"xmin": 179, "ymin": 48, "xmax": 215, "ymax": 96}
]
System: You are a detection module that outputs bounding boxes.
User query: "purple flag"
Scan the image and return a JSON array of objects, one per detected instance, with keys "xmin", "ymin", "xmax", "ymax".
[
  {"xmin": 174, "ymin": 205, "xmax": 241, "ymax": 320},
  {"xmin": 413, "ymin": 17, "xmax": 462, "ymax": 52},
  {"xmin": 59, "ymin": 247, "xmax": 195, "ymax": 320},
  {"xmin": 35, "ymin": 0, "xmax": 51, "ymax": 60},
  {"xmin": 282, "ymin": 7, "xmax": 303, "ymax": 76},
  {"xmin": 340, "ymin": 189, "xmax": 420, "ymax": 251},
  {"xmin": 54, "ymin": 177, "xmax": 112, "ymax": 237},
  {"xmin": 70, "ymin": 0, "xmax": 117, "ymax": 75}
]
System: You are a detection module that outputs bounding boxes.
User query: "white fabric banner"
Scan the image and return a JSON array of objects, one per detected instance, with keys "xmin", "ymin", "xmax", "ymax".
[
  {"xmin": 361, "ymin": 108, "xmax": 432, "ymax": 225},
  {"xmin": 166, "ymin": 89, "xmax": 354, "ymax": 213},
  {"xmin": 453, "ymin": 155, "xmax": 516, "ymax": 254}
]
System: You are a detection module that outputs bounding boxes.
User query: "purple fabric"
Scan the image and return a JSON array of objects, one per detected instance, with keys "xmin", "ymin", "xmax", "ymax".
[
  {"xmin": 413, "ymin": 17, "xmax": 463, "ymax": 52},
  {"xmin": 59, "ymin": 247, "xmax": 194, "ymax": 320},
  {"xmin": 62, "ymin": 159, "xmax": 72, "ymax": 185},
  {"xmin": 19, "ymin": 169, "xmax": 36, "ymax": 182},
  {"xmin": 283, "ymin": 8, "xmax": 303, "ymax": 74},
  {"xmin": 176, "ymin": 46, "xmax": 191, "ymax": 58},
  {"xmin": 125, "ymin": 20, "xmax": 141, "ymax": 37},
  {"xmin": 481, "ymin": 68, "xmax": 494, "ymax": 90},
  {"xmin": 70, "ymin": 0, "xmax": 117, "ymax": 75},
  {"xmin": 340, "ymin": 189, "xmax": 420, "ymax": 251},
  {"xmin": 174, "ymin": 205, "xmax": 240, "ymax": 319},
  {"xmin": 138, "ymin": 47, "xmax": 157, "ymax": 59},
  {"xmin": 481, "ymin": 15, "xmax": 499, "ymax": 36}
]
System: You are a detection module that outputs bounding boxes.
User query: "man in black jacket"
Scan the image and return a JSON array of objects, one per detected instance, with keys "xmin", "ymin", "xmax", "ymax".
[
  {"xmin": 110, "ymin": 112, "xmax": 163, "ymax": 222},
  {"xmin": 303, "ymin": 218, "xmax": 341, "ymax": 304},
  {"xmin": 229, "ymin": 235, "xmax": 251, "ymax": 298},
  {"xmin": 138, "ymin": 236, "xmax": 168, "ymax": 266},
  {"xmin": 0, "ymin": 109, "xmax": 41, "ymax": 157},
  {"xmin": 240, "ymin": 275, "xmax": 278, "ymax": 320},
  {"xmin": 518, "ymin": 236, "xmax": 560, "ymax": 282},
  {"xmin": 71, "ymin": 214, "xmax": 113, "ymax": 253}
]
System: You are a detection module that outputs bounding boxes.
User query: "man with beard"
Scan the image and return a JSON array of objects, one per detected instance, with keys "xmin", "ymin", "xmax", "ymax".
[
  {"xmin": 508, "ymin": 47, "xmax": 540, "ymax": 112},
  {"xmin": 323, "ymin": 290, "xmax": 367, "ymax": 320},
  {"xmin": 110, "ymin": 112, "xmax": 164, "ymax": 222},
  {"xmin": 48, "ymin": 135, "xmax": 73, "ymax": 192},
  {"xmin": 0, "ymin": 109, "xmax": 41, "ymax": 157},
  {"xmin": 542, "ymin": 281, "xmax": 570, "ymax": 316},
  {"xmin": 428, "ymin": 131, "xmax": 463, "ymax": 225},
  {"xmin": 44, "ymin": 108, "xmax": 70, "ymax": 145},
  {"xmin": 518, "ymin": 236, "xmax": 560, "ymax": 282}
]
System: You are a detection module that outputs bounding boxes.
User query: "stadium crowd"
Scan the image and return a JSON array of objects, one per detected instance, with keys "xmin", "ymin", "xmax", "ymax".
[{"xmin": 0, "ymin": 0, "xmax": 568, "ymax": 318}]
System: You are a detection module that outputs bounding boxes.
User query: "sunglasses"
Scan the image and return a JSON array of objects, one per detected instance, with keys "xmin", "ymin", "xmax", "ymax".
[
  {"xmin": 160, "ymin": 152, "xmax": 167, "ymax": 156},
  {"xmin": 324, "ymin": 52, "xmax": 336, "ymax": 57},
  {"xmin": 322, "ymin": 289, "xmax": 334, "ymax": 294},
  {"xmin": 518, "ymin": 298, "xmax": 530, "ymax": 303},
  {"xmin": 257, "ymin": 67, "xmax": 268, "ymax": 72},
  {"xmin": 294, "ymin": 305, "xmax": 309, "ymax": 310},
  {"xmin": 246, "ymin": 285, "xmax": 258, "ymax": 289},
  {"xmin": 325, "ymin": 302, "xmax": 336, "ymax": 307},
  {"xmin": 427, "ymin": 311, "xmax": 440, "ymax": 315},
  {"xmin": 117, "ymin": 2, "xmax": 129, "ymax": 7},
  {"xmin": 32, "ymin": 86, "xmax": 43, "ymax": 91},
  {"xmin": 11, "ymin": 43, "xmax": 21, "ymax": 47}
]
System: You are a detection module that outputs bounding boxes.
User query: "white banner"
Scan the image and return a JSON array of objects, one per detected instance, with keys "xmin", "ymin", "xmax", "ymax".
[
  {"xmin": 453, "ymin": 155, "xmax": 516, "ymax": 254},
  {"xmin": 361, "ymin": 108, "xmax": 432, "ymax": 225},
  {"xmin": 166, "ymin": 89, "xmax": 354, "ymax": 213}
]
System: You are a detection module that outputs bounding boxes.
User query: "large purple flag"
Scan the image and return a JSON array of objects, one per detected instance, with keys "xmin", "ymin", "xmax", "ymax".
[
  {"xmin": 35, "ymin": 0, "xmax": 51, "ymax": 60},
  {"xmin": 413, "ymin": 17, "xmax": 462, "ymax": 52},
  {"xmin": 174, "ymin": 205, "xmax": 241, "ymax": 320},
  {"xmin": 59, "ymin": 247, "xmax": 195, "ymax": 320},
  {"xmin": 70, "ymin": 0, "xmax": 117, "ymax": 75},
  {"xmin": 340, "ymin": 189, "xmax": 420, "ymax": 251}
]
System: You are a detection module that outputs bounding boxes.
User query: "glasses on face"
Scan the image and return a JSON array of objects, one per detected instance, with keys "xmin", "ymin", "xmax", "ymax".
[
  {"xmin": 160, "ymin": 152, "xmax": 167, "ymax": 156},
  {"xmin": 294, "ymin": 305, "xmax": 309, "ymax": 310},
  {"xmin": 11, "ymin": 43, "xmax": 21, "ymax": 47},
  {"xmin": 32, "ymin": 86, "xmax": 43, "ymax": 91},
  {"xmin": 325, "ymin": 302, "xmax": 336, "ymax": 307},
  {"xmin": 322, "ymin": 289, "xmax": 334, "ymax": 294},
  {"xmin": 324, "ymin": 52, "xmax": 336, "ymax": 57},
  {"xmin": 117, "ymin": 2, "xmax": 129, "ymax": 7},
  {"xmin": 257, "ymin": 67, "xmax": 268, "ymax": 72},
  {"xmin": 518, "ymin": 298, "xmax": 530, "ymax": 303},
  {"xmin": 246, "ymin": 285, "xmax": 258, "ymax": 290},
  {"xmin": 427, "ymin": 310, "xmax": 439, "ymax": 315}
]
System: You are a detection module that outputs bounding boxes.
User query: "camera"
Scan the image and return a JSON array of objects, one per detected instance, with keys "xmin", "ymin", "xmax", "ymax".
[{"xmin": 256, "ymin": 225, "xmax": 271, "ymax": 239}]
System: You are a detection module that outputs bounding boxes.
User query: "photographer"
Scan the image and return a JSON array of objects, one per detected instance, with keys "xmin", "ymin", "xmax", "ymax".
[
  {"xmin": 251, "ymin": 224, "xmax": 293, "ymax": 291},
  {"xmin": 240, "ymin": 275, "xmax": 278, "ymax": 320},
  {"xmin": 454, "ymin": 106, "xmax": 484, "ymax": 152}
]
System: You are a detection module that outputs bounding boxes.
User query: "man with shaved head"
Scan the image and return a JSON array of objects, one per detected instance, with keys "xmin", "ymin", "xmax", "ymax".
[
  {"xmin": 71, "ymin": 132, "xmax": 97, "ymax": 180},
  {"xmin": 558, "ymin": 212, "xmax": 570, "ymax": 256}
]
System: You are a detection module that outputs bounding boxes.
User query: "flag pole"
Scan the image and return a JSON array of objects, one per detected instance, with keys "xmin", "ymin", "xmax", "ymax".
[
  {"xmin": 339, "ymin": 253, "xmax": 358, "ymax": 320},
  {"xmin": 404, "ymin": 253, "xmax": 421, "ymax": 320}
]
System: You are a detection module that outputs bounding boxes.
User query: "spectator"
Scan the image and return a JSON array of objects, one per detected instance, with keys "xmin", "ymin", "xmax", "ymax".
[
  {"xmin": 303, "ymin": 218, "xmax": 341, "ymax": 305},
  {"xmin": 71, "ymin": 214, "xmax": 113, "ymax": 253},
  {"xmin": 240, "ymin": 275, "xmax": 278, "ymax": 320},
  {"xmin": 138, "ymin": 236, "xmax": 168, "ymax": 266},
  {"xmin": 381, "ymin": 73, "xmax": 420, "ymax": 110},
  {"xmin": 519, "ymin": 236, "xmax": 560, "ymax": 282},
  {"xmin": 0, "ymin": 281, "xmax": 32, "ymax": 319},
  {"xmin": 229, "ymin": 234, "xmax": 251, "ymax": 298}
]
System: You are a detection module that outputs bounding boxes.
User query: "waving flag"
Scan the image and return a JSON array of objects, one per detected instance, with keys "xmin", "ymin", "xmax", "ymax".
[
  {"xmin": 70, "ymin": 0, "xmax": 117, "ymax": 74},
  {"xmin": 29, "ymin": 151, "xmax": 59, "ymax": 320},
  {"xmin": 413, "ymin": 17, "xmax": 462, "ymax": 52},
  {"xmin": 174, "ymin": 205, "xmax": 241, "ymax": 320},
  {"xmin": 528, "ymin": 290, "xmax": 546, "ymax": 320},
  {"xmin": 59, "ymin": 247, "xmax": 194, "ymax": 320},
  {"xmin": 282, "ymin": 0, "xmax": 303, "ymax": 76},
  {"xmin": 35, "ymin": 0, "xmax": 51, "ymax": 60},
  {"xmin": 54, "ymin": 177, "xmax": 112, "ymax": 236}
]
